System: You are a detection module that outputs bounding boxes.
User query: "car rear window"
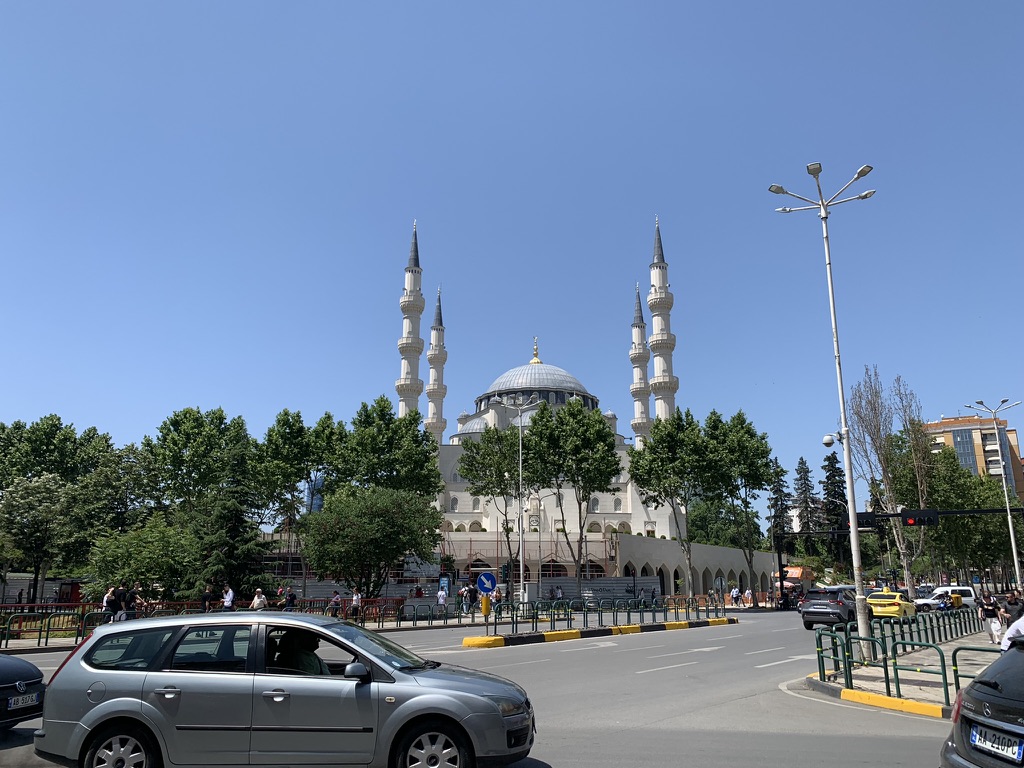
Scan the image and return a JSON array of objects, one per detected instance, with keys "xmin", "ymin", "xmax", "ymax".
[
  {"xmin": 976, "ymin": 645, "xmax": 1024, "ymax": 698},
  {"xmin": 85, "ymin": 627, "xmax": 178, "ymax": 670},
  {"xmin": 805, "ymin": 590, "xmax": 839, "ymax": 600}
]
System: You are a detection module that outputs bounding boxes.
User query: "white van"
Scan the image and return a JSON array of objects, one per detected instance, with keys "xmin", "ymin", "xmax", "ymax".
[{"xmin": 915, "ymin": 585, "xmax": 978, "ymax": 611}]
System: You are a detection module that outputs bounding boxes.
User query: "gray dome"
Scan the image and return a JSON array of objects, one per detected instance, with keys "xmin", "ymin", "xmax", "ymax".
[
  {"xmin": 457, "ymin": 416, "xmax": 490, "ymax": 435},
  {"xmin": 485, "ymin": 363, "xmax": 591, "ymax": 396}
]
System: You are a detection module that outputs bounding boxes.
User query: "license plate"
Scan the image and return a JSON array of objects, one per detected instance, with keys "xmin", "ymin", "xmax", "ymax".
[
  {"xmin": 971, "ymin": 723, "xmax": 1024, "ymax": 762},
  {"xmin": 7, "ymin": 692, "xmax": 39, "ymax": 710}
]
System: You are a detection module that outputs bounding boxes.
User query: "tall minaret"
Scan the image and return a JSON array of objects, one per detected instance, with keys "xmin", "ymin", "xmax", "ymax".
[
  {"xmin": 629, "ymin": 283, "xmax": 652, "ymax": 447},
  {"xmin": 396, "ymin": 222, "xmax": 425, "ymax": 417},
  {"xmin": 647, "ymin": 217, "xmax": 679, "ymax": 420},
  {"xmin": 424, "ymin": 288, "xmax": 448, "ymax": 445}
]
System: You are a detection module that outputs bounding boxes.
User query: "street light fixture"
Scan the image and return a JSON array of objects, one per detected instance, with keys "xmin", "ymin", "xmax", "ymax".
[
  {"xmin": 965, "ymin": 399, "xmax": 1023, "ymax": 588},
  {"xmin": 768, "ymin": 162, "xmax": 876, "ymax": 641},
  {"xmin": 491, "ymin": 393, "xmax": 542, "ymax": 603}
]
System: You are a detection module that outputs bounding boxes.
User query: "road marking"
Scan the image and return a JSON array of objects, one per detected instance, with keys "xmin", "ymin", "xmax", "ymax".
[
  {"xmin": 649, "ymin": 646, "xmax": 723, "ymax": 658},
  {"xmin": 777, "ymin": 678, "xmax": 948, "ymax": 723},
  {"xmin": 711, "ymin": 634, "xmax": 743, "ymax": 640},
  {"xmin": 745, "ymin": 646, "xmax": 786, "ymax": 655},
  {"xmin": 772, "ymin": 627, "xmax": 800, "ymax": 632},
  {"xmin": 613, "ymin": 644, "xmax": 665, "ymax": 652},
  {"xmin": 636, "ymin": 661, "xmax": 699, "ymax": 674},
  {"xmin": 560, "ymin": 641, "xmax": 617, "ymax": 652},
  {"xmin": 756, "ymin": 654, "xmax": 818, "ymax": 668}
]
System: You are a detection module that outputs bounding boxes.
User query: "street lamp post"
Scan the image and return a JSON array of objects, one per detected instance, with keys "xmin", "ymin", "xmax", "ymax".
[
  {"xmin": 492, "ymin": 394, "xmax": 541, "ymax": 603},
  {"xmin": 965, "ymin": 399, "xmax": 1023, "ymax": 588},
  {"xmin": 769, "ymin": 162, "xmax": 876, "ymax": 641}
]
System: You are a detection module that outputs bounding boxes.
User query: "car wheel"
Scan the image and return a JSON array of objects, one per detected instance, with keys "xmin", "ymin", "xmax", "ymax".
[
  {"xmin": 803, "ymin": 621, "xmax": 814, "ymax": 630},
  {"xmin": 84, "ymin": 724, "xmax": 161, "ymax": 768},
  {"xmin": 393, "ymin": 719, "xmax": 471, "ymax": 768}
]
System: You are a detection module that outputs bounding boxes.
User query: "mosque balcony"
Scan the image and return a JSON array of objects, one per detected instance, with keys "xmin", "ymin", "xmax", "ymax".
[
  {"xmin": 426, "ymin": 348, "xmax": 448, "ymax": 365},
  {"xmin": 630, "ymin": 416, "xmax": 651, "ymax": 433},
  {"xmin": 395, "ymin": 377, "xmax": 424, "ymax": 397},
  {"xmin": 423, "ymin": 416, "xmax": 447, "ymax": 433},
  {"xmin": 646, "ymin": 288, "xmax": 674, "ymax": 312},
  {"xmin": 629, "ymin": 381, "xmax": 651, "ymax": 399},
  {"xmin": 425, "ymin": 382, "xmax": 448, "ymax": 399},
  {"xmin": 628, "ymin": 345, "xmax": 650, "ymax": 365},
  {"xmin": 399, "ymin": 292, "xmax": 426, "ymax": 313},
  {"xmin": 397, "ymin": 336, "xmax": 425, "ymax": 356},
  {"xmin": 647, "ymin": 332, "xmax": 676, "ymax": 353},
  {"xmin": 649, "ymin": 374, "xmax": 679, "ymax": 394}
]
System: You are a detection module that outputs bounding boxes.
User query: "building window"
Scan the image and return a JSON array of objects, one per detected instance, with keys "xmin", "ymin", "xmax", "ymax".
[
  {"xmin": 472, "ymin": 497, "xmax": 481, "ymax": 512},
  {"xmin": 450, "ymin": 498, "xmax": 459, "ymax": 513},
  {"xmin": 590, "ymin": 498, "xmax": 600, "ymax": 513},
  {"xmin": 613, "ymin": 498, "xmax": 622, "ymax": 512}
]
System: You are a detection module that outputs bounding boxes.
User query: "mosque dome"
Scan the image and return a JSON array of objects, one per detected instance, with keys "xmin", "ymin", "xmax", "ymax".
[
  {"xmin": 456, "ymin": 415, "xmax": 490, "ymax": 435},
  {"xmin": 474, "ymin": 340, "xmax": 599, "ymax": 414}
]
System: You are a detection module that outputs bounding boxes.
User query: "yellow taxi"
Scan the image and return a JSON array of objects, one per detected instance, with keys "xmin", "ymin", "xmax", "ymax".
[{"xmin": 867, "ymin": 588, "xmax": 917, "ymax": 619}]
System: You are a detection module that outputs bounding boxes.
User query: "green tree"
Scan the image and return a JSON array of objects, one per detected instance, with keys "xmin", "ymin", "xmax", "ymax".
[
  {"xmin": 524, "ymin": 399, "xmax": 620, "ymax": 594},
  {"xmin": 766, "ymin": 458, "xmax": 793, "ymax": 594},
  {"xmin": 791, "ymin": 457, "xmax": 820, "ymax": 556},
  {"xmin": 303, "ymin": 487, "xmax": 443, "ymax": 598},
  {"xmin": 344, "ymin": 397, "xmax": 442, "ymax": 496},
  {"xmin": 0, "ymin": 473, "xmax": 70, "ymax": 602},
  {"xmin": 820, "ymin": 451, "xmax": 848, "ymax": 567},
  {"xmin": 457, "ymin": 424, "xmax": 520, "ymax": 579},
  {"xmin": 86, "ymin": 514, "xmax": 200, "ymax": 602},
  {"xmin": 628, "ymin": 408, "xmax": 707, "ymax": 596}
]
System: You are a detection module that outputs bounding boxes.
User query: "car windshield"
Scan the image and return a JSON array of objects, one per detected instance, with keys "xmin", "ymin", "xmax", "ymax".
[
  {"xmin": 321, "ymin": 620, "xmax": 426, "ymax": 669},
  {"xmin": 867, "ymin": 592, "xmax": 894, "ymax": 600}
]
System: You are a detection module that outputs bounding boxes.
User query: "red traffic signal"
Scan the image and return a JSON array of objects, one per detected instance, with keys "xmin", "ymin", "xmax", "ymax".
[{"xmin": 901, "ymin": 508, "xmax": 939, "ymax": 526}]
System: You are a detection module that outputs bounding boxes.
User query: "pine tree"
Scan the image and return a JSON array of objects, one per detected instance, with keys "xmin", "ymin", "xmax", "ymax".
[
  {"xmin": 820, "ymin": 451, "xmax": 848, "ymax": 566},
  {"xmin": 792, "ymin": 457, "xmax": 821, "ymax": 557}
]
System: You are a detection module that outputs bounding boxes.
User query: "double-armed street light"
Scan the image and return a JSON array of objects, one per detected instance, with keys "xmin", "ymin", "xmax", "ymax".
[
  {"xmin": 491, "ymin": 393, "xmax": 542, "ymax": 603},
  {"xmin": 769, "ymin": 162, "xmax": 876, "ymax": 641},
  {"xmin": 965, "ymin": 399, "xmax": 1023, "ymax": 588}
]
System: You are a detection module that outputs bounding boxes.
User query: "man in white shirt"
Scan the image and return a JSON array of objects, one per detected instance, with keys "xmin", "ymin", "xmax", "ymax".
[
  {"xmin": 436, "ymin": 587, "xmax": 447, "ymax": 606},
  {"xmin": 222, "ymin": 585, "xmax": 235, "ymax": 611},
  {"xmin": 1001, "ymin": 615, "xmax": 1024, "ymax": 651}
]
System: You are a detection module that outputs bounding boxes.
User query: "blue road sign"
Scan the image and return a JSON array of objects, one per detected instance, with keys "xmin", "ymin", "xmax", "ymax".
[{"xmin": 477, "ymin": 573, "xmax": 496, "ymax": 594}]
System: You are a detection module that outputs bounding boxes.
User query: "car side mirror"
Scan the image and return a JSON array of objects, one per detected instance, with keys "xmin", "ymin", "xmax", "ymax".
[{"xmin": 343, "ymin": 662, "xmax": 372, "ymax": 683}]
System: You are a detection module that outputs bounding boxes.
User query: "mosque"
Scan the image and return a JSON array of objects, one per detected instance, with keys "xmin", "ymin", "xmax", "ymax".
[{"xmin": 394, "ymin": 221, "xmax": 776, "ymax": 599}]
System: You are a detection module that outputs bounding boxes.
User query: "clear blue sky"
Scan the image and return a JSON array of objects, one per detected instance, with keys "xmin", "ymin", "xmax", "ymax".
[{"xmin": 2, "ymin": 4, "xmax": 1021, "ymax": 509}]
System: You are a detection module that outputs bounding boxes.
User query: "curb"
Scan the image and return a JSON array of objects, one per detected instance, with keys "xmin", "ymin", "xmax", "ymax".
[
  {"xmin": 803, "ymin": 673, "xmax": 951, "ymax": 719},
  {"xmin": 462, "ymin": 617, "xmax": 738, "ymax": 648}
]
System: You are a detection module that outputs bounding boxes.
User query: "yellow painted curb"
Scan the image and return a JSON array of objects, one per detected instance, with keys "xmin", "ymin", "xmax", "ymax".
[
  {"xmin": 543, "ymin": 630, "xmax": 581, "ymax": 642},
  {"xmin": 839, "ymin": 688, "xmax": 945, "ymax": 718},
  {"xmin": 706, "ymin": 618, "xmax": 731, "ymax": 626},
  {"xmin": 462, "ymin": 636, "xmax": 506, "ymax": 648},
  {"xmin": 617, "ymin": 625, "xmax": 642, "ymax": 634},
  {"xmin": 664, "ymin": 621, "xmax": 690, "ymax": 630}
]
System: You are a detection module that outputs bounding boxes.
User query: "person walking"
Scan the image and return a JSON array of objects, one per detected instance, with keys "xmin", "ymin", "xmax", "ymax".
[
  {"xmin": 1001, "ymin": 591, "xmax": 1024, "ymax": 627},
  {"xmin": 102, "ymin": 586, "xmax": 119, "ymax": 623},
  {"xmin": 436, "ymin": 585, "xmax": 447, "ymax": 608},
  {"xmin": 249, "ymin": 589, "xmax": 269, "ymax": 611},
  {"xmin": 328, "ymin": 590, "xmax": 342, "ymax": 617},
  {"xmin": 200, "ymin": 584, "xmax": 215, "ymax": 613},
  {"xmin": 221, "ymin": 584, "xmax": 236, "ymax": 612},
  {"xmin": 980, "ymin": 591, "xmax": 1002, "ymax": 644},
  {"xmin": 350, "ymin": 588, "xmax": 362, "ymax": 619},
  {"xmin": 281, "ymin": 586, "xmax": 298, "ymax": 612}
]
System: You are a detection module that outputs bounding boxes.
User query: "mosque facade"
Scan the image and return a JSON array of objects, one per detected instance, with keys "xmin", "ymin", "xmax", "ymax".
[{"xmin": 394, "ymin": 221, "xmax": 775, "ymax": 598}]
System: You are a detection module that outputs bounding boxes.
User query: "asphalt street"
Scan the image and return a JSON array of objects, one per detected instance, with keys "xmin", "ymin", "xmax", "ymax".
[{"xmin": 1, "ymin": 610, "xmax": 953, "ymax": 767}]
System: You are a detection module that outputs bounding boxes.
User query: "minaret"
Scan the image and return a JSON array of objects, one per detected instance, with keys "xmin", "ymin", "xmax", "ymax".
[
  {"xmin": 396, "ymin": 222, "xmax": 425, "ymax": 417},
  {"xmin": 424, "ymin": 288, "xmax": 448, "ymax": 445},
  {"xmin": 629, "ymin": 283, "xmax": 652, "ymax": 447},
  {"xmin": 647, "ymin": 217, "xmax": 678, "ymax": 420}
]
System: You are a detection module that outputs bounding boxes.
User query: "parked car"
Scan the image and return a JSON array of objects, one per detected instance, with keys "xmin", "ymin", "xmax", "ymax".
[
  {"xmin": 34, "ymin": 612, "xmax": 534, "ymax": 768},
  {"xmin": 941, "ymin": 636, "xmax": 1024, "ymax": 767},
  {"xmin": 866, "ymin": 588, "xmax": 917, "ymax": 619},
  {"xmin": 0, "ymin": 653, "xmax": 46, "ymax": 730},
  {"xmin": 916, "ymin": 586, "xmax": 978, "ymax": 612},
  {"xmin": 799, "ymin": 587, "xmax": 857, "ymax": 630}
]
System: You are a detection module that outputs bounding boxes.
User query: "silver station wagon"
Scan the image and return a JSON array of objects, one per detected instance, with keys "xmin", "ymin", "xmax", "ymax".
[{"xmin": 34, "ymin": 612, "xmax": 534, "ymax": 768}]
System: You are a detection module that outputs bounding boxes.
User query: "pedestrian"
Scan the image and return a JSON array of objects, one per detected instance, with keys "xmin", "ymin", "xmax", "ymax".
[
  {"xmin": 436, "ymin": 585, "xmax": 447, "ymax": 607},
  {"xmin": 1001, "ymin": 592, "xmax": 1024, "ymax": 626},
  {"xmin": 468, "ymin": 584, "xmax": 478, "ymax": 612},
  {"xmin": 329, "ymin": 590, "xmax": 342, "ymax": 617},
  {"xmin": 114, "ymin": 582, "xmax": 129, "ymax": 621},
  {"xmin": 638, "ymin": 587, "xmax": 646, "ymax": 605},
  {"xmin": 350, "ymin": 588, "xmax": 362, "ymax": 619},
  {"xmin": 651, "ymin": 587, "xmax": 658, "ymax": 603},
  {"xmin": 281, "ymin": 585, "xmax": 297, "ymax": 612},
  {"xmin": 16, "ymin": 589, "xmax": 23, "ymax": 604},
  {"xmin": 102, "ymin": 586, "xmax": 119, "ymax": 623},
  {"xmin": 555, "ymin": 585, "xmax": 563, "ymax": 600},
  {"xmin": 744, "ymin": 588, "xmax": 752, "ymax": 607},
  {"xmin": 459, "ymin": 586, "xmax": 470, "ymax": 614},
  {"xmin": 249, "ymin": 589, "xmax": 269, "ymax": 611},
  {"xmin": 730, "ymin": 586, "xmax": 740, "ymax": 607},
  {"xmin": 200, "ymin": 584, "xmax": 215, "ymax": 613},
  {"xmin": 221, "ymin": 584, "xmax": 236, "ymax": 612},
  {"xmin": 1003, "ymin": 613, "xmax": 1024, "ymax": 651},
  {"xmin": 125, "ymin": 581, "xmax": 145, "ymax": 620},
  {"xmin": 980, "ymin": 590, "xmax": 1002, "ymax": 644}
]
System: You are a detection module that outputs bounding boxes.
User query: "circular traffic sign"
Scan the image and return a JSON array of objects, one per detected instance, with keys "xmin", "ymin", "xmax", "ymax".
[{"xmin": 477, "ymin": 573, "xmax": 496, "ymax": 594}]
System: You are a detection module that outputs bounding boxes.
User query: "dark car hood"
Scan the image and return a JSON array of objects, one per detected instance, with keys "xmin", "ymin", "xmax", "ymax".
[
  {"xmin": 410, "ymin": 662, "xmax": 527, "ymax": 699},
  {"xmin": 0, "ymin": 654, "xmax": 44, "ymax": 683}
]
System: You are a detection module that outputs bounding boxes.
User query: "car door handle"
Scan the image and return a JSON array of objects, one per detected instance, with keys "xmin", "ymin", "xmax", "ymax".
[
  {"xmin": 262, "ymin": 690, "xmax": 290, "ymax": 702},
  {"xmin": 154, "ymin": 687, "xmax": 181, "ymax": 699}
]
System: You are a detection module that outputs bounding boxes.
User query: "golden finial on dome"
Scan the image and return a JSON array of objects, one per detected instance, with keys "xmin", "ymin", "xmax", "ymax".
[{"xmin": 530, "ymin": 336, "xmax": 542, "ymax": 365}]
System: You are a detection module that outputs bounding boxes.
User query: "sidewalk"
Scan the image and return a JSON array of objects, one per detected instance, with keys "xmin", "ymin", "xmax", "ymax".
[{"xmin": 803, "ymin": 630, "xmax": 999, "ymax": 718}]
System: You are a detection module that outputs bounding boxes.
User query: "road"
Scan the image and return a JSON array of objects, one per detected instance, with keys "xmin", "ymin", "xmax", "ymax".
[{"xmin": 1, "ymin": 610, "xmax": 952, "ymax": 767}]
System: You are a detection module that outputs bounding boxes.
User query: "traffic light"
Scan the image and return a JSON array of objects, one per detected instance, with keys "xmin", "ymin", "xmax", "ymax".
[
  {"xmin": 500, "ymin": 562, "xmax": 509, "ymax": 582},
  {"xmin": 901, "ymin": 508, "xmax": 939, "ymax": 526},
  {"xmin": 856, "ymin": 510, "xmax": 876, "ymax": 528}
]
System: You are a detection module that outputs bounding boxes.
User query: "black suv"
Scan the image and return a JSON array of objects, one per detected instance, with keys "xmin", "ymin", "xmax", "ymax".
[
  {"xmin": 799, "ymin": 587, "xmax": 857, "ymax": 630},
  {"xmin": 942, "ymin": 640, "xmax": 1024, "ymax": 767}
]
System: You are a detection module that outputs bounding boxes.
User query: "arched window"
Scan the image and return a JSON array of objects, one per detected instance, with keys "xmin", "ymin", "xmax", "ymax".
[
  {"xmin": 588, "ymin": 522, "xmax": 601, "ymax": 533},
  {"xmin": 589, "ymin": 498, "xmax": 600, "ymax": 513},
  {"xmin": 450, "ymin": 498, "xmax": 459, "ymax": 513},
  {"xmin": 469, "ymin": 521, "xmax": 482, "ymax": 532},
  {"xmin": 472, "ymin": 497, "xmax": 481, "ymax": 512},
  {"xmin": 613, "ymin": 498, "xmax": 622, "ymax": 512}
]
